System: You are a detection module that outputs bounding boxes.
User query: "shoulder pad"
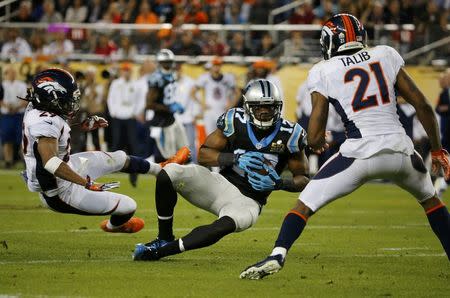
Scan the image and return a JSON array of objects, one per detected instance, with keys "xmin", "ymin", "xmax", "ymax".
[
  {"xmin": 217, "ymin": 108, "xmax": 236, "ymax": 137},
  {"xmin": 287, "ymin": 123, "xmax": 307, "ymax": 153}
]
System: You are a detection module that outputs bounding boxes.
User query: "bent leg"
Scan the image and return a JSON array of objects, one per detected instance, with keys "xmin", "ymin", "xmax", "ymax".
[
  {"xmin": 392, "ymin": 152, "xmax": 449, "ymax": 260},
  {"xmin": 146, "ymin": 163, "xmax": 259, "ymax": 259}
]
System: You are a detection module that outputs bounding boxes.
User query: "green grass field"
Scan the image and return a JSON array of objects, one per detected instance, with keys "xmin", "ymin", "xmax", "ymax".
[{"xmin": 0, "ymin": 169, "xmax": 449, "ymax": 297}]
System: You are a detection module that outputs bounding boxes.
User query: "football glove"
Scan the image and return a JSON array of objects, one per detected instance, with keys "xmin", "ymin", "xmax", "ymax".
[
  {"xmin": 85, "ymin": 176, "xmax": 120, "ymax": 191},
  {"xmin": 237, "ymin": 151, "xmax": 265, "ymax": 174},
  {"xmin": 168, "ymin": 102, "xmax": 185, "ymax": 114},
  {"xmin": 80, "ymin": 115, "xmax": 108, "ymax": 132},
  {"xmin": 247, "ymin": 163, "xmax": 281, "ymax": 192},
  {"xmin": 431, "ymin": 148, "xmax": 450, "ymax": 180}
]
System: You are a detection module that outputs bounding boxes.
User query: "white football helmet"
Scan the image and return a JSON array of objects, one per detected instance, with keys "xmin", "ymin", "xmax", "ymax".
[
  {"xmin": 156, "ymin": 49, "xmax": 175, "ymax": 74},
  {"xmin": 242, "ymin": 79, "xmax": 283, "ymax": 130}
]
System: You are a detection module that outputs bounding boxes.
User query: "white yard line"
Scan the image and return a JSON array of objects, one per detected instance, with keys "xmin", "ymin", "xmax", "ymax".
[
  {"xmin": 0, "ymin": 224, "xmax": 430, "ymax": 235},
  {"xmin": 0, "ymin": 252, "xmax": 446, "ymax": 265}
]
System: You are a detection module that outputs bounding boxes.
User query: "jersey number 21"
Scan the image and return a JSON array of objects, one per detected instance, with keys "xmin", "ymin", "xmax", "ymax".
[{"xmin": 345, "ymin": 62, "xmax": 390, "ymax": 112}]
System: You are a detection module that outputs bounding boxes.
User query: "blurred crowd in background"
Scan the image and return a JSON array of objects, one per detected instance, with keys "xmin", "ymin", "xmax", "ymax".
[
  {"xmin": 0, "ymin": 0, "xmax": 449, "ymax": 186},
  {"xmin": 0, "ymin": 0, "xmax": 449, "ymax": 63}
]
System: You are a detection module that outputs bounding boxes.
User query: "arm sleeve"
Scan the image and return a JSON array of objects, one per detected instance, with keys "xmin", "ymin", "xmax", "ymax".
[{"xmin": 216, "ymin": 109, "xmax": 236, "ymax": 137}]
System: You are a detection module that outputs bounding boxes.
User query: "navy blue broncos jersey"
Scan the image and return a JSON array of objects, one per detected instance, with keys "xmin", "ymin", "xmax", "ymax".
[
  {"xmin": 147, "ymin": 70, "xmax": 177, "ymax": 127},
  {"xmin": 217, "ymin": 108, "xmax": 307, "ymax": 205}
]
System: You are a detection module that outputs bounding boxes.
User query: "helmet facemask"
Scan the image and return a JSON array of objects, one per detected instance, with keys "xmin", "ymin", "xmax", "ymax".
[
  {"xmin": 242, "ymin": 79, "xmax": 283, "ymax": 130},
  {"xmin": 244, "ymin": 100, "xmax": 282, "ymax": 130}
]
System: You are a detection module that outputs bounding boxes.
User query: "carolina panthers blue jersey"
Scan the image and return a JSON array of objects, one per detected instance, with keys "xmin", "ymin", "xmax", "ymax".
[
  {"xmin": 147, "ymin": 70, "xmax": 177, "ymax": 127},
  {"xmin": 217, "ymin": 108, "xmax": 307, "ymax": 205}
]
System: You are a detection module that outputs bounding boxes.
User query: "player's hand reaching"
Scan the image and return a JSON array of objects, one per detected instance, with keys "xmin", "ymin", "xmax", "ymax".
[
  {"xmin": 237, "ymin": 151, "xmax": 266, "ymax": 174},
  {"xmin": 431, "ymin": 148, "xmax": 450, "ymax": 180},
  {"xmin": 85, "ymin": 176, "xmax": 120, "ymax": 191},
  {"xmin": 80, "ymin": 115, "xmax": 108, "ymax": 131}
]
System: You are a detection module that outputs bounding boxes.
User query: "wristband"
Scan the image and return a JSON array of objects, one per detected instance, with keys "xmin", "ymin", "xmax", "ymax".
[
  {"xmin": 218, "ymin": 153, "xmax": 236, "ymax": 167},
  {"xmin": 44, "ymin": 156, "xmax": 63, "ymax": 174}
]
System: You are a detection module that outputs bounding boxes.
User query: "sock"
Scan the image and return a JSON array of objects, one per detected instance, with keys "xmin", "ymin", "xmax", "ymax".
[
  {"xmin": 157, "ymin": 215, "xmax": 175, "ymax": 241},
  {"xmin": 181, "ymin": 216, "xmax": 236, "ymax": 251},
  {"xmin": 155, "ymin": 170, "xmax": 178, "ymax": 240},
  {"xmin": 122, "ymin": 156, "xmax": 150, "ymax": 174},
  {"xmin": 270, "ymin": 247, "xmax": 287, "ymax": 259},
  {"xmin": 274, "ymin": 211, "xmax": 308, "ymax": 252},
  {"xmin": 426, "ymin": 204, "xmax": 450, "ymax": 260},
  {"xmin": 157, "ymin": 216, "xmax": 236, "ymax": 258},
  {"xmin": 109, "ymin": 212, "xmax": 134, "ymax": 227}
]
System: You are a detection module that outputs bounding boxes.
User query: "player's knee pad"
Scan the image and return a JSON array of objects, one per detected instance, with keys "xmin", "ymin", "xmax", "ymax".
[
  {"xmin": 112, "ymin": 196, "xmax": 137, "ymax": 215},
  {"xmin": 162, "ymin": 163, "xmax": 183, "ymax": 182},
  {"xmin": 220, "ymin": 205, "xmax": 258, "ymax": 232}
]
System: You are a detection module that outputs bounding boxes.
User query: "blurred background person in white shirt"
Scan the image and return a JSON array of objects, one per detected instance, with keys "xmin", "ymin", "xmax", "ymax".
[
  {"xmin": 174, "ymin": 63, "xmax": 201, "ymax": 163},
  {"xmin": 1, "ymin": 28, "xmax": 32, "ymax": 61},
  {"xmin": 191, "ymin": 57, "xmax": 240, "ymax": 136}
]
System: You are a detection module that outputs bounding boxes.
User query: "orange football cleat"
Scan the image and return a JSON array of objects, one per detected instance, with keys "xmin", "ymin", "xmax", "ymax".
[
  {"xmin": 101, "ymin": 217, "xmax": 145, "ymax": 233},
  {"xmin": 159, "ymin": 146, "xmax": 191, "ymax": 167}
]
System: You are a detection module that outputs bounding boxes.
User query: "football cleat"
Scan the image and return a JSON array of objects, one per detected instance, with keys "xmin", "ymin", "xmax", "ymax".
[
  {"xmin": 133, "ymin": 243, "xmax": 161, "ymax": 261},
  {"xmin": 100, "ymin": 217, "xmax": 145, "ymax": 233},
  {"xmin": 159, "ymin": 146, "xmax": 191, "ymax": 167},
  {"xmin": 239, "ymin": 254, "xmax": 285, "ymax": 280},
  {"xmin": 145, "ymin": 237, "xmax": 172, "ymax": 250}
]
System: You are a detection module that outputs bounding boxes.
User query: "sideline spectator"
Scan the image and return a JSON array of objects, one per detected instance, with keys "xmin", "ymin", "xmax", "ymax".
[
  {"xmin": 174, "ymin": 64, "xmax": 201, "ymax": 163},
  {"xmin": 155, "ymin": 0, "xmax": 176, "ymax": 23},
  {"xmin": 94, "ymin": 34, "xmax": 117, "ymax": 56},
  {"xmin": 40, "ymin": 0, "xmax": 63, "ymax": 23},
  {"xmin": 113, "ymin": 35, "xmax": 138, "ymax": 61},
  {"xmin": 228, "ymin": 32, "xmax": 253, "ymax": 56},
  {"xmin": 65, "ymin": 0, "xmax": 88, "ymax": 23},
  {"xmin": 1, "ymin": 28, "xmax": 32, "ymax": 61},
  {"xmin": 201, "ymin": 31, "xmax": 230, "ymax": 56},
  {"xmin": 107, "ymin": 63, "xmax": 142, "ymax": 167},
  {"xmin": 436, "ymin": 70, "xmax": 450, "ymax": 153},
  {"xmin": 171, "ymin": 30, "xmax": 202, "ymax": 56},
  {"xmin": 11, "ymin": 1, "xmax": 35, "ymax": 22},
  {"xmin": 80, "ymin": 66, "xmax": 107, "ymax": 151},
  {"xmin": 87, "ymin": 0, "xmax": 105, "ymax": 23},
  {"xmin": 289, "ymin": 0, "xmax": 315, "ymax": 24},
  {"xmin": 42, "ymin": 27, "xmax": 74, "ymax": 62},
  {"xmin": 0, "ymin": 67, "xmax": 27, "ymax": 169}
]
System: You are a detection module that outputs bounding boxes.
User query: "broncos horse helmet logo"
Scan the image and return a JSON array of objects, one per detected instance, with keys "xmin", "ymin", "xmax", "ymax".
[{"xmin": 36, "ymin": 77, "xmax": 67, "ymax": 95}]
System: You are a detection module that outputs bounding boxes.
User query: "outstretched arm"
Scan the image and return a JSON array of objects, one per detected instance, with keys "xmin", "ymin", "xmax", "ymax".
[{"xmin": 396, "ymin": 68, "xmax": 441, "ymax": 151}]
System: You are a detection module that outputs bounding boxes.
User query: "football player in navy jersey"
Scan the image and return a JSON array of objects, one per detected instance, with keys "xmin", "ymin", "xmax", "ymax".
[
  {"xmin": 133, "ymin": 79, "xmax": 311, "ymax": 261},
  {"xmin": 146, "ymin": 49, "xmax": 189, "ymax": 163}
]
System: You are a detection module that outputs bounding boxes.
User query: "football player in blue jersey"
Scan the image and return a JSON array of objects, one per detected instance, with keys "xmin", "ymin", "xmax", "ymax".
[
  {"xmin": 146, "ymin": 49, "xmax": 189, "ymax": 163},
  {"xmin": 133, "ymin": 79, "xmax": 313, "ymax": 261}
]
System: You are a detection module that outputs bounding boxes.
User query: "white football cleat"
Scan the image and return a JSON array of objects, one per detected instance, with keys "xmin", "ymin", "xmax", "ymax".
[{"xmin": 240, "ymin": 254, "xmax": 284, "ymax": 280}]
